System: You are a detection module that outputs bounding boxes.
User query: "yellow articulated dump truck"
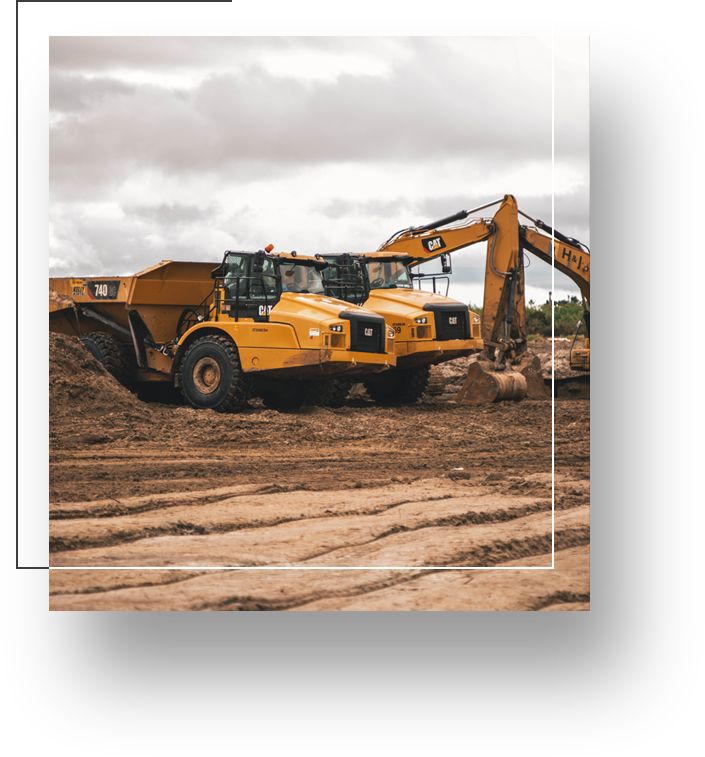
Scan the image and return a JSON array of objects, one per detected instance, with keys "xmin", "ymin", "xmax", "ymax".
[
  {"xmin": 319, "ymin": 252, "xmax": 483, "ymax": 403},
  {"xmin": 49, "ymin": 248, "xmax": 396, "ymax": 411}
]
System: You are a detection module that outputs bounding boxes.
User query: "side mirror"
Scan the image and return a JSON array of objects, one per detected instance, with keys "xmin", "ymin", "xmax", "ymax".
[{"xmin": 440, "ymin": 253, "xmax": 452, "ymax": 274}]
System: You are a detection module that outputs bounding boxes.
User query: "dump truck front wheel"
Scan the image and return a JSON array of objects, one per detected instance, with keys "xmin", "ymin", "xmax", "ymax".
[{"xmin": 180, "ymin": 335, "xmax": 248, "ymax": 412}]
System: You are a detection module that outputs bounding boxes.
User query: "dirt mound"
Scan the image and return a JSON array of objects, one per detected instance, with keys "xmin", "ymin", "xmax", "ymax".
[{"xmin": 50, "ymin": 332, "xmax": 150, "ymax": 420}]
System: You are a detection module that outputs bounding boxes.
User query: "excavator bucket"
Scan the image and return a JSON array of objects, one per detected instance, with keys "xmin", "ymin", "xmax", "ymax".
[
  {"xmin": 455, "ymin": 362, "xmax": 527, "ymax": 404},
  {"xmin": 454, "ymin": 357, "xmax": 549, "ymax": 405}
]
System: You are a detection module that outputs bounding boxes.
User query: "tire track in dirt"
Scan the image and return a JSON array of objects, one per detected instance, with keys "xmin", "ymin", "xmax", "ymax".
[
  {"xmin": 531, "ymin": 591, "xmax": 591, "ymax": 611},
  {"xmin": 213, "ymin": 547, "xmax": 592, "ymax": 612},
  {"xmin": 49, "ymin": 473, "xmax": 575, "ymax": 556},
  {"xmin": 51, "ymin": 494, "xmax": 555, "ymax": 554},
  {"xmin": 49, "ymin": 545, "xmax": 590, "ymax": 611},
  {"xmin": 289, "ymin": 546, "xmax": 590, "ymax": 611},
  {"xmin": 50, "ymin": 503, "xmax": 588, "ymax": 570},
  {"xmin": 297, "ymin": 508, "xmax": 588, "ymax": 568}
]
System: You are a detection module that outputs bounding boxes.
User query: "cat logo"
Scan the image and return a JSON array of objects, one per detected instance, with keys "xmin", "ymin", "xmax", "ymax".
[
  {"xmin": 422, "ymin": 236, "xmax": 446, "ymax": 253},
  {"xmin": 449, "ymin": 317, "xmax": 458, "ymax": 325},
  {"xmin": 364, "ymin": 328, "xmax": 373, "ymax": 337}
]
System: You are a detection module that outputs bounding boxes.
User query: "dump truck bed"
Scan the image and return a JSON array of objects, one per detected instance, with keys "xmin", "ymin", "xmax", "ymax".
[{"xmin": 49, "ymin": 260, "xmax": 218, "ymax": 343}]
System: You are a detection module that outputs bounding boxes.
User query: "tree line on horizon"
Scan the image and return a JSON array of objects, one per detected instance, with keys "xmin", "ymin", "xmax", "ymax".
[{"xmin": 468, "ymin": 295, "xmax": 588, "ymax": 338}]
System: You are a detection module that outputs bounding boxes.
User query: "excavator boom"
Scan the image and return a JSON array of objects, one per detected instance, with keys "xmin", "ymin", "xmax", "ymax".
[{"xmin": 379, "ymin": 195, "xmax": 528, "ymax": 362}]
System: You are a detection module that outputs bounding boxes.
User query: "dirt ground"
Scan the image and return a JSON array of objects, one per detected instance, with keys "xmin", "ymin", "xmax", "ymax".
[{"xmin": 48, "ymin": 333, "xmax": 590, "ymax": 611}]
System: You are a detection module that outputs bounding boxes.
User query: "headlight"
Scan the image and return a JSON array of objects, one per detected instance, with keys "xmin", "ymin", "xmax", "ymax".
[
  {"xmin": 329, "ymin": 324, "xmax": 344, "ymax": 332},
  {"xmin": 414, "ymin": 316, "xmax": 428, "ymax": 324},
  {"xmin": 388, "ymin": 328, "xmax": 395, "ymax": 339},
  {"xmin": 473, "ymin": 316, "xmax": 480, "ymax": 323}
]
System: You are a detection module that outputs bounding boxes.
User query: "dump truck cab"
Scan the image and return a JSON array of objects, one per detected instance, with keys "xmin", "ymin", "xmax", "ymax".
[
  {"xmin": 321, "ymin": 251, "xmax": 482, "ymax": 368},
  {"xmin": 205, "ymin": 250, "xmax": 394, "ymax": 364},
  {"xmin": 317, "ymin": 251, "xmax": 482, "ymax": 403}
]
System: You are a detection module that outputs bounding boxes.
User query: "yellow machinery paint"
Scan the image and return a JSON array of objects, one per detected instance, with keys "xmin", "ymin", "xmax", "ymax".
[{"xmin": 50, "ymin": 252, "xmax": 396, "ymax": 411}]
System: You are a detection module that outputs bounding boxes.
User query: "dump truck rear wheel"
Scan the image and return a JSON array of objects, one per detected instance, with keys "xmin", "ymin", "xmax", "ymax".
[
  {"xmin": 180, "ymin": 335, "xmax": 248, "ymax": 412},
  {"xmin": 260, "ymin": 380, "xmax": 310, "ymax": 410},
  {"xmin": 80, "ymin": 332, "xmax": 131, "ymax": 388},
  {"xmin": 306, "ymin": 378, "xmax": 352, "ymax": 408},
  {"xmin": 364, "ymin": 365, "xmax": 430, "ymax": 404},
  {"xmin": 325, "ymin": 378, "xmax": 352, "ymax": 408}
]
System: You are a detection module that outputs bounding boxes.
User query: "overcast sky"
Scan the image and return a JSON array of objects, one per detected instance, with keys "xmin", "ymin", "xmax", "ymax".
[{"xmin": 49, "ymin": 36, "xmax": 589, "ymax": 306}]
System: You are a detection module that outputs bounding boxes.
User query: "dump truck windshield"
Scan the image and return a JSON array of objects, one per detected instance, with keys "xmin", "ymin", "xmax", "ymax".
[
  {"xmin": 279, "ymin": 261, "xmax": 326, "ymax": 294},
  {"xmin": 366, "ymin": 260, "xmax": 413, "ymax": 289}
]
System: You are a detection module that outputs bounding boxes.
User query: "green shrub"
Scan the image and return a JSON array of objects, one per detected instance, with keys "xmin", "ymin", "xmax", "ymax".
[
  {"xmin": 526, "ymin": 295, "xmax": 587, "ymax": 338},
  {"xmin": 469, "ymin": 295, "xmax": 588, "ymax": 338}
]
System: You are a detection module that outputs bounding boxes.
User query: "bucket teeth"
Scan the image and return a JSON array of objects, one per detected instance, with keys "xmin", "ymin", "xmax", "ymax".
[{"xmin": 520, "ymin": 357, "xmax": 551, "ymax": 400}]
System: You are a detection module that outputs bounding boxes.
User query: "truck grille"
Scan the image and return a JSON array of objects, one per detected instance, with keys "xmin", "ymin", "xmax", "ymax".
[
  {"xmin": 339, "ymin": 310, "xmax": 387, "ymax": 353},
  {"xmin": 423, "ymin": 304, "xmax": 470, "ymax": 341},
  {"xmin": 354, "ymin": 320, "xmax": 383, "ymax": 353},
  {"xmin": 435, "ymin": 310, "xmax": 467, "ymax": 340}
]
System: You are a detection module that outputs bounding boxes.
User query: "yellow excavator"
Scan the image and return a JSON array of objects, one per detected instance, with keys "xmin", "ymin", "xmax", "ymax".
[{"xmin": 376, "ymin": 194, "xmax": 590, "ymax": 402}]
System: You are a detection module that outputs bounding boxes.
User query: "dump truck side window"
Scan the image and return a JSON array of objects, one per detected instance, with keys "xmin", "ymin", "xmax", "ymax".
[
  {"xmin": 250, "ymin": 257, "xmax": 277, "ymax": 300},
  {"xmin": 224, "ymin": 255, "xmax": 248, "ymax": 299}
]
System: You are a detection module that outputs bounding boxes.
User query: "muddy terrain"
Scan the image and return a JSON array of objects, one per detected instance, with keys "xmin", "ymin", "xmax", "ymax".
[{"xmin": 49, "ymin": 333, "xmax": 590, "ymax": 610}]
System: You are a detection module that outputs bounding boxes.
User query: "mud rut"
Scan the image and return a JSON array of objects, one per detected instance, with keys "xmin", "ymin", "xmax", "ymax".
[{"xmin": 49, "ymin": 334, "xmax": 590, "ymax": 611}]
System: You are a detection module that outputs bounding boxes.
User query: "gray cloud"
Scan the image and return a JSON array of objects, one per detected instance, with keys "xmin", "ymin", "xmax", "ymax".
[
  {"xmin": 49, "ymin": 38, "xmax": 565, "ymax": 199},
  {"xmin": 48, "ymin": 36, "xmax": 588, "ymax": 299},
  {"xmin": 122, "ymin": 202, "xmax": 218, "ymax": 226},
  {"xmin": 50, "ymin": 72, "xmax": 135, "ymax": 113}
]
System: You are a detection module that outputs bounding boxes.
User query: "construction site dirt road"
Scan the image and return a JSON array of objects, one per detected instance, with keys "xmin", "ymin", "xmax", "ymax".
[{"xmin": 49, "ymin": 333, "xmax": 590, "ymax": 611}]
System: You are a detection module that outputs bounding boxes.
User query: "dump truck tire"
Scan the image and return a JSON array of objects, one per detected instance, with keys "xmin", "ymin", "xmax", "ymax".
[
  {"xmin": 80, "ymin": 332, "xmax": 131, "ymax": 388},
  {"xmin": 307, "ymin": 378, "xmax": 352, "ymax": 408},
  {"xmin": 325, "ymin": 378, "xmax": 353, "ymax": 408},
  {"xmin": 364, "ymin": 365, "xmax": 430, "ymax": 404},
  {"xmin": 180, "ymin": 335, "xmax": 248, "ymax": 412},
  {"xmin": 425, "ymin": 367, "xmax": 446, "ymax": 396},
  {"xmin": 261, "ymin": 380, "xmax": 310, "ymax": 410}
]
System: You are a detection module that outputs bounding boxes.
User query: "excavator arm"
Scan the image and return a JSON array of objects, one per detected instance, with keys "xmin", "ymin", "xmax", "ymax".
[
  {"xmin": 379, "ymin": 195, "xmax": 528, "ymax": 365},
  {"xmin": 519, "ymin": 223, "xmax": 590, "ymax": 318},
  {"xmin": 378, "ymin": 194, "xmax": 591, "ymax": 379}
]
